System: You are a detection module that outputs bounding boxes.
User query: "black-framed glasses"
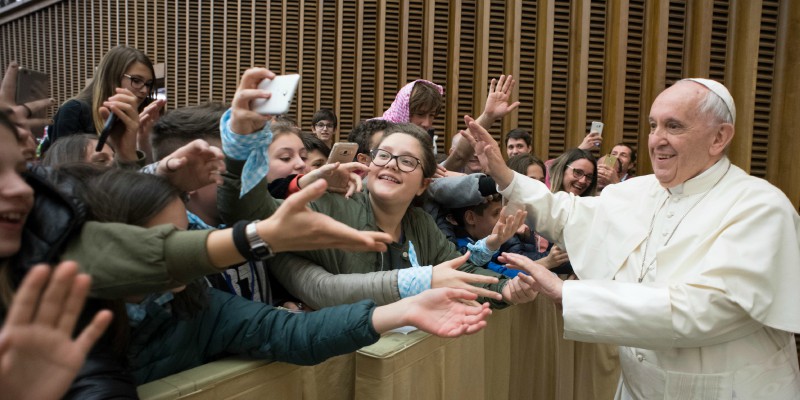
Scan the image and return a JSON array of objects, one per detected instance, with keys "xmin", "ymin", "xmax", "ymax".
[
  {"xmin": 567, "ymin": 165, "xmax": 594, "ymax": 181},
  {"xmin": 315, "ymin": 122, "xmax": 336, "ymax": 130},
  {"xmin": 122, "ymin": 73, "xmax": 154, "ymax": 90},
  {"xmin": 370, "ymin": 148, "xmax": 422, "ymax": 173}
]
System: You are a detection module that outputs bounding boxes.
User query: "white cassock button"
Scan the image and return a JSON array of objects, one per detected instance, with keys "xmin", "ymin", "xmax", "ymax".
[
  {"xmin": 637, "ymin": 354, "xmax": 645, "ymax": 362},
  {"xmin": 666, "ymin": 211, "xmax": 674, "ymax": 218},
  {"xmin": 662, "ymin": 231, "xmax": 668, "ymax": 237}
]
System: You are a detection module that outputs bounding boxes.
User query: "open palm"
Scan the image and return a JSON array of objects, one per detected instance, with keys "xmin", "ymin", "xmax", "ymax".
[{"xmin": 404, "ymin": 288, "xmax": 491, "ymax": 337}]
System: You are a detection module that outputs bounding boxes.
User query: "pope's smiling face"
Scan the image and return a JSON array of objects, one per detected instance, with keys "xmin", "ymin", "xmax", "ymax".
[{"xmin": 648, "ymin": 81, "xmax": 729, "ymax": 188}]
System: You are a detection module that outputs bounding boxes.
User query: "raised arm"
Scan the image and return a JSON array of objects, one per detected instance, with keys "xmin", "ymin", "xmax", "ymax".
[{"xmin": 442, "ymin": 75, "xmax": 519, "ymax": 172}]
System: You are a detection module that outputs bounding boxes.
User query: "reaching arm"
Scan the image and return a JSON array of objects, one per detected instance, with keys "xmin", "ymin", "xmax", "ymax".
[
  {"xmin": 269, "ymin": 253, "xmax": 402, "ymax": 309},
  {"xmin": 65, "ymin": 180, "xmax": 390, "ymax": 298}
]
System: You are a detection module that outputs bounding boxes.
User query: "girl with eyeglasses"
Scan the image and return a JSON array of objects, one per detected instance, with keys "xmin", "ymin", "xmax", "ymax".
[
  {"xmin": 549, "ymin": 148, "xmax": 598, "ymax": 197},
  {"xmin": 219, "ymin": 68, "xmax": 539, "ymax": 313},
  {"xmin": 42, "ymin": 46, "xmax": 165, "ymax": 164}
]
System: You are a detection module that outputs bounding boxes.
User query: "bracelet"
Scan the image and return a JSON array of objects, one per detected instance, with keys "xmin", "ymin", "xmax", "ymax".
[{"xmin": 231, "ymin": 220, "xmax": 252, "ymax": 261}]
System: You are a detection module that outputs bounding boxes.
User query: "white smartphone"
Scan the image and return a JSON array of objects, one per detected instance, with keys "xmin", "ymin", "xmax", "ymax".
[
  {"xmin": 590, "ymin": 121, "xmax": 604, "ymax": 137},
  {"xmin": 252, "ymin": 74, "xmax": 301, "ymax": 115}
]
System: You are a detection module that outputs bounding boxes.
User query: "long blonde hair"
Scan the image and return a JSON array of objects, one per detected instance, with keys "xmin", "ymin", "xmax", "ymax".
[{"xmin": 88, "ymin": 46, "xmax": 155, "ymax": 133}]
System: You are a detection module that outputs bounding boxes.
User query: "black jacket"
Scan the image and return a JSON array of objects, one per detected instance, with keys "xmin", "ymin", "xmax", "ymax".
[{"xmin": 5, "ymin": 165, "xmax": 139, "ymax": 399}]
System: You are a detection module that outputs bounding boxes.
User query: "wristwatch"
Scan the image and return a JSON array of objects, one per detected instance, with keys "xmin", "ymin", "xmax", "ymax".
[{"xmin": 245, "ymin": 220, "xmax": 275, "ymax": 260}]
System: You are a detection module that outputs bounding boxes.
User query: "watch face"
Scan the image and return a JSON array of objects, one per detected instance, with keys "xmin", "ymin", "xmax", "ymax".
[
  {"xmin": 251, "ymin": 243, "xmax": 274, "ymax": 260},
  {"xmin": 246, "ymin": 222, "xmax": 274, "ymax": 259}
]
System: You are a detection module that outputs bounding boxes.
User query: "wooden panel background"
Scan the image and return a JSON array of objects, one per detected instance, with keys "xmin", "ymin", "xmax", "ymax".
[{"xmin": 1, "ymin": 0, "xmax": 798, "ymax": 207}]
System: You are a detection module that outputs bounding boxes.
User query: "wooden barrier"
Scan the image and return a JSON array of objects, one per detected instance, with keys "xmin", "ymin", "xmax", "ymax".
[{"xmin": 138, "ymin": 297, "xmax": 620, "ymax": 400}]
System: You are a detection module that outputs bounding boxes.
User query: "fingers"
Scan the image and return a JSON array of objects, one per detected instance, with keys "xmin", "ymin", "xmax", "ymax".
[
  {"xmin": 285, "ymin": 179, "xmax": 328, "ymax": 211},
  {"xmin": 335, "ymin": 229, "xmax": 391, "ymax": 253},
  {"xmin": 499, "ymin": 252, "xmax": 534, "ymax": 274},
  {"xmin": 239, "ymin": 68, "xmax": 276, "ymax": 93},
  {"xmin": 1, "ymin": 62, "xmax": 19, "ymax": 103},
  {"xmin": 35, "ymin": 261, "xmax": 82, "ymax": 328},
  {"xmin": 24, "ymin": 97, "xmax": 55, "ymax": 114},
  {"xmin": 358, "ymin": 231, "xmax": 393, "ymax": 248},
  {"xmin": 347, "ymin": 172, "xmax": 362, "ymax": 197},
  {"xmin": 516, "ymin": 272, "xmax": 537, "ymax": 287},
  {"xmin": 499, "ymin": 74, "xmax": 511, "ymax": 93},
  {"xmin": 314, "ymin": 163, "xmax": 338, "ymax": 176},
  {"xmin": 488, "ymin": 78, "xmax": 496, "ymax": 94},
  {"xmin": 142, "ymin": 98, "xmax": 166, "ymax": 116},
  {"xmin": 462, "ymin": 284, "xmax": 503, "ymax": 301},
  {"xmin": 21, "ymin": 117, "xmax": 53, "ymax": 130},
  {"xmin": 232, "ymin": 68, "xmax": 275, "ymax": 110},
  {"xmin": 446, "ymin": 287, "xmax": 479, "ymax": 303},
  {"xmin": 504, "ymin": 276, "xmax": 521, "ymax": 304},
  {"xmin": 442, "ymin": 251, "xmax": 470, "ymax": 270},
  {"xmin": 434, "ymin": 164, "xmax": 448, "ymax": 178},
  {"xmin": 463, "ymin": 320, "xmax": 488, "ymax": 335},
  {"xmin": 56, "ymin": 273, "xmax": 92, "ymax": 334},
  {"xmin": 98, "ymin": 106, "xmax": 110, "ymax": 121},
  {"xmin": 4, "ymin": 264, "xmax": 50, "ymax": 326},
  {"xmin": 74, "ymin": 309, "xmax": 113, "ymax": 355}
]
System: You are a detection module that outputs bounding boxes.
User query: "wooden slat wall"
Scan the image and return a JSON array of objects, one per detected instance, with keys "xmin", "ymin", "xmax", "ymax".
[{"xmin": 0, "ymin": 0, "xmax": 798, "ymax": 207}]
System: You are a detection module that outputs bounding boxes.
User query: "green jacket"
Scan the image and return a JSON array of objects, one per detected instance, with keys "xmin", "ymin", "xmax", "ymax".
[
  {"xmin": 61, "ymin": 222, "xmax": 218, "ymax": 298},
  {"xmin": 218, "ymin": 158, "xmax": 509, "ymax": 308}
]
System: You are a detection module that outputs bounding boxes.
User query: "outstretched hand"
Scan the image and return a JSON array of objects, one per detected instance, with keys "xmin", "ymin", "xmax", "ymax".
[
  {"xmin": 485, "ymin": 208, "xmax": 528, "ymax": 251},
  {"xmin": 499, "ymin": 252, "xmax": 564, "ymax": 304},
  {"xmin": 401, "ymin": 288, "xmax": 492, "ymax": 337},
  {"xmin": 432, "ymin": 252, "xmax": 503, "ymax": 301},
  {"xmin": 0, "ymin": 62, "xmax": 56, "ymax": 130},
  {"xmin": 537, "ymin": 244, "xmax": 570, "ymax": 270},
  {"xmin": 480, "ymin": 75, "xmax": 520, "ymax": 122},
  {"xmin": 0, "ymin": 262, "xmax": 113, "ymax": 400},
  {"xmin": 501, "ymin": 275, "xmax": 539, "ymax": 305},
  {"xmin": 137, "ymin": 98, "xmax": 167, "ymax": 162},
  {"xmin": 257, "ymin": 179, "xmax": 393, "ymax": 253},
  {"xmin": 463, "ymin": 115, "xmax": 514, "ymax": 188},
  {"xmin": 157, "ymin": 139, "xmax": 226, "ymax": 192},
  {"xmin": 298, "ymin": 162, "xmax": 368, "ymax": 198}
]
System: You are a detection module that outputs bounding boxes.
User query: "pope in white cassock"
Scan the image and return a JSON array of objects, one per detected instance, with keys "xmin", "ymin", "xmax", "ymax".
[{"xmin": 465, "ymin": 78, "xmax": 800, "ymax": 399}]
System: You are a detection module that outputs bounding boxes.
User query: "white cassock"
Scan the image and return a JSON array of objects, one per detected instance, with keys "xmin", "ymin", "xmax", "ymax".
[{"xmin": 499, "ymin": 157, "xmax": 800, "ymax": 399}]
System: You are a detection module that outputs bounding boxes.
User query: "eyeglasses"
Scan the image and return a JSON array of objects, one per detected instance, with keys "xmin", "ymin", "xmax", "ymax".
[
  {"xmin": 370, "ymin": 148, "xmax": 422, "ymax": 173},
  {"xmin": 567, "ymin": 165, "xmax": 594, "ymax": 182},
  {"xmin": 315, "ymin": 122, "xmax": 336, "ymax": 130},
  {"xmin": 122, "ymin": 74, "xmax": 154, "ymax": 90}
]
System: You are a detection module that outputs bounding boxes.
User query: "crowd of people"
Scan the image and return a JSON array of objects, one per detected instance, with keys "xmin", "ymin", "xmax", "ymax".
[{"xmin": 0, "ymin": 44, "xmax": 798, "ymax": 399}]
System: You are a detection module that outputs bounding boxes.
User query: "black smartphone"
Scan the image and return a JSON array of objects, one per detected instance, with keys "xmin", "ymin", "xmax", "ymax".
[{"xmin": 96, "ymin": 113, "xmax": 117, "ymax": 151}]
